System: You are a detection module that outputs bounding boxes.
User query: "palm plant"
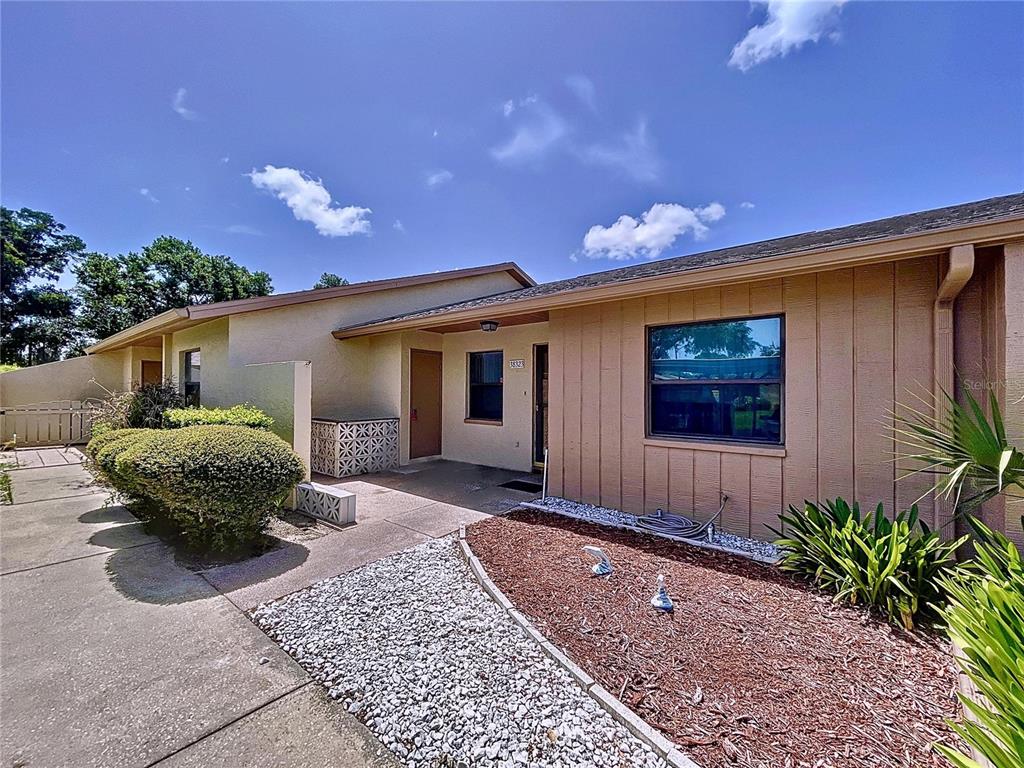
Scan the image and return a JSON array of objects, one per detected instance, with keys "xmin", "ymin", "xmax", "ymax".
[
  {"xmin": 893, "ymin": 387, "xmax": 1024, "ymax": 514},
  {"xmin": 934, "ymin": 519, "xmax": 1024, "ymax": 768}
]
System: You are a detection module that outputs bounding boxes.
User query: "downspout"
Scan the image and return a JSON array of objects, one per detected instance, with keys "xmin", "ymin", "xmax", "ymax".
[{"xmin": 933, "ymin": 243, "xmax": 975, "ymax": 533}]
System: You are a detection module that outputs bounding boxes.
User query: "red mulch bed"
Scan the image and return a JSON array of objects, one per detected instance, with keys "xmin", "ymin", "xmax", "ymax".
[{"xmin": 468, "ymin": 511, "xmax": 963, "ymax": 768}]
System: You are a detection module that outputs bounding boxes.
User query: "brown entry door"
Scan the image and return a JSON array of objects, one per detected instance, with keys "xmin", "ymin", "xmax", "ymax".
[
  {"xmin": 141, "ymin": 360, "xmax": 162, "ymax": 386},
  {"xmin": 410, "ymin": 350, "xmax": 442, "ymax": 459}
]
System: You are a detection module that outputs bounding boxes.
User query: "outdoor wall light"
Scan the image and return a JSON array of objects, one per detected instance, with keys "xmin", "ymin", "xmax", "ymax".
[{"xmin": 480, "ymin": 320, "xmax": 500, "ymax": 332}]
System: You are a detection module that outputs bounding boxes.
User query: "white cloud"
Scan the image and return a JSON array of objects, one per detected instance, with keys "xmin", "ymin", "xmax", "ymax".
[
  {"xmin": 248, "ymin": 165, "xmax": 371, "ymax": 238},
  {"xmin": 432, "ymin": 129, "xmax": 439, "ymax": 138},
  {"xmin": 226, "ymin": 224, "xmax": 264, "ymax": 236},
  {"xmin": 139, "ymin": 188, "xmax": 159, "ymax": 204},
  {"xmin": 729, "ymin": 0, "xmax": 846, "ymax": 72},
  {"xmin": 491, "ymin": 99, "xmax": 569, "ymax": 164},
  {"xmin": 393, "ymin": 219, "xmax": 406, "ymax": 233},
  {"xmin": 220, "ymin": 156, "xmax": 230, "ymax": 164},
  {"xmin": 740, "ymin": 201, "xmax": 756, "ymax": 209},
  {"xmin": 172, "ymin": 87, "xmax": 199, "ymax": 120},
  {"xmin": 581, "ymin": 202, "xmax": 726, "ymax": 260},
  {"xmin": 565, "ymin": 75, "xmax": 596, "ymax": 111},
  {"xmin": 425, "ymin": 169, "xmax": 454, "ymax": 188},
  {"xmin": 502, "ymin": 100, "xmax": 516, "ymax": 118},
  {"xmin": 576, "ymin": 120, "xmax": 659, "ymax": 182}
]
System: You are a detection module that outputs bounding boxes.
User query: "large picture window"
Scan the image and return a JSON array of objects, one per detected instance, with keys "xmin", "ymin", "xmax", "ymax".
[
  {"xmin": 467, "ymin": 350, "xmax": 503, "ymax": 422},
  {"xmin": 648, "ymin": 316, "xmax": 783, "ymax": 444}
]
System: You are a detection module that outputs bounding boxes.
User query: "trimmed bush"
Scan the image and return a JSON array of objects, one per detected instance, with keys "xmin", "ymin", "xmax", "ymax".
[
  {"xmin": 86, "ymin": 428, "xmax": 160, "ymax": 500},
  {"xmin": 163, "ymin": 404, "xmax": 273, "ymax": 431},
  {"xmin": 85, "ymin": 425, "xmax": 304, "ymax": 551},
  {"xmin": 773, "ymin": 498, "xmax": 966, "ymax": 629}
]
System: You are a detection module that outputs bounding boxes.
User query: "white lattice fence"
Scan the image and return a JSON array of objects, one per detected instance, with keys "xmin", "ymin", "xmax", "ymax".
[{"xmin": 310, "ymin": 417, "xmax": 399, "ymax": 478}]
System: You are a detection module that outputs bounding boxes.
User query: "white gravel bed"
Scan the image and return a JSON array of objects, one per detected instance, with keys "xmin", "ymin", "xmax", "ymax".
[
  {"xmin": 524, "ymin": 497, "xmax": 781, "ymax": 563},
  {"xmin": 251, "ymin": 537, "xmax": 669, "ymax": 768}
]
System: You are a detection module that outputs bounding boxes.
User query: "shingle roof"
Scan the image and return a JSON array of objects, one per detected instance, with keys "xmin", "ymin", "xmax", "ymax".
[{"xmin": 335, "ymin": 192, "xmax": 1024, "ymax": 334}]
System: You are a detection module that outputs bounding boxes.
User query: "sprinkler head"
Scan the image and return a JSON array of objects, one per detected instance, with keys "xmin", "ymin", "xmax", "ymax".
[
  {"xmin": 582, "ymin": 545, "xmax": 613, "ymax": 577},
  {"xmin": 651, "ymin": 574, "xmax": 674, "ymax": 612}
]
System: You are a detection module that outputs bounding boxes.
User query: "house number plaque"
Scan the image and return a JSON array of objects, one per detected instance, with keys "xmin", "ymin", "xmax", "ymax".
[{"xmin": 509, "ymin": 359, "xmax": 525, "ymax": 369}]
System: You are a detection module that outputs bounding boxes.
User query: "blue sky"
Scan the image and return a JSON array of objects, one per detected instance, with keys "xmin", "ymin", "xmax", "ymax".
[{"xmin": 3, "ymin": 1, "xmax": 1022, "ymax": 293}]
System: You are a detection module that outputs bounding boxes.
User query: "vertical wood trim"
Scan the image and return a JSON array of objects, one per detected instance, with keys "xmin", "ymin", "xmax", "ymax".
[
  {"xmin": 693, "ymin": 451, "xmax": 721, "ymax": 522},
  {"xmin": 749, "ymin": 279, "xmax": 784, "ymax": 314},
  {"xmin": 547, "ymin": 310, "xmax": 565, "ymax": 496},
  {"xmin": 720, "ymin": 283, "xmax": 750, "ymax": 318},
  {"xmin": 750, "ymin": 455, "xmax": 784, "ymax": 539},
  {"xmin": 620, "ymin": 298, "xmax": 646, "ymax": 514},
  {"xmin": 816, "ymin": 269, "xmax": 855, "ymax": 502},
  {"xmin": 580, "ymin": 305, "xmax": 602, "ymax": 504},
  {"xmin": 720, "ymin": 453, "xmax": 752, "ymax": 536},
  {"xmin": 693, "ymin": 287, "xmax": 721, "ymax": 320},
  {"xmin": 853, "ymin": 263, "xmax": 896, "ymax": 513},
  {"xmin": 599, "ymin": 302, "xmax": 622, "ymax": 510},
  {"xmin": 895, "ymin": 257, "xmax": 938, "ymax": 520},
  {"xmin": 1001, "ymin": 244, "xmax": 1024, "ymax": 546},
  {"xmin": 562, "ymin": 311, "xmax": 583, "ymax": 500},
  {"xmin": 668, "ymin": 448, "xmax": 694, "ymax": 515},
  {"xmin": 667, "ymin": 291, "xmax": 694, "ymax": 324},
  {"xmin": 783, "ymin": 274, "xmax": 818, "ymax": 509},
  {"xmin": 644, "ymin": 445, "xmax": 669, "ymax": 513}
]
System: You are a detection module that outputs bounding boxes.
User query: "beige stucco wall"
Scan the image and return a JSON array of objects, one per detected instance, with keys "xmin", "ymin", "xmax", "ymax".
[
  {"xmin": 166, "ymin": 317, "xmax": 312, "ymax": 472},
  {"xmin": 438, "ymin": 322, "xmax": 549, "ymax": 472},
  {"xmin": 225, "ymin": 271, "xmax": 523, "ymax": 420},
  {"xmin": 0, "ymin": 345, "xmax": 160, "ymax": 409}
]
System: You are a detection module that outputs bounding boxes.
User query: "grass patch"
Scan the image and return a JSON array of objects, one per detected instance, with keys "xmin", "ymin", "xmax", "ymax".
[{"xmin": 0, "ymin": 468, "xmax": 12, "ymax": 505}]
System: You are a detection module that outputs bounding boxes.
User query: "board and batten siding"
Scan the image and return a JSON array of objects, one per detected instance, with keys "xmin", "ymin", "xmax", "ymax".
[{"xmin": 546, "ymin": 256, "xmax": 939, "ymax": 539}]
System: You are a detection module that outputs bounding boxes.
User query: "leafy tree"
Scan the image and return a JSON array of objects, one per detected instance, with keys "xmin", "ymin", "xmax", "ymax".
[
  {"xmin": 649, "ymin": 320, "xmax": 759, "ymax": 360},
  {"xmin": 1, "ymin": 207, "xmax": 87, "ymax": 365},
  {"xmin": 313, "ymin": 272, "xmax": 349, "ymax": 289},
  {"xmin": 75, "ymin": 237, "xmax": 273, "ymax": 344}
]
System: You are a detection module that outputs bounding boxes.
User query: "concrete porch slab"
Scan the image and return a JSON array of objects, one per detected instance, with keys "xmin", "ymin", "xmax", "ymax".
[
  {"xmin": 0, "ymin": 493, "xmax": 157, "ymax": 575},
  {"xmin": 5, "ymin": 462, "xmax": 101, "ymax": 504},
  {"xmin": 154, "ymin": 684, "xmax": 399, "ymax": 768},
  {"xmin": 0, "ymin": 542, "xmax": 309, "ymax": 768},
  {"xmin": 202, "ymin": 519, "xmax": 432, "ymax": 609},
  {"xmin": 385, "ymin": 501, "xmax": 491, "ymax": 538}
]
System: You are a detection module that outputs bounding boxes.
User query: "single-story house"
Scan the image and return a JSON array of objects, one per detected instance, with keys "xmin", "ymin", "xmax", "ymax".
[{"xmin": 3, "ymin": 193, "xmax": 1022, "ymax": 543}]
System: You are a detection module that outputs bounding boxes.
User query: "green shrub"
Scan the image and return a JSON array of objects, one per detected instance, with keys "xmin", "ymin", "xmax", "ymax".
[
  {"xmin": 773, "ymin": 498, "xmax": 966, "ymax": 629},
  {"xmin": 86, "ymin": 428, "xmax": 158, "ymax": 499},
  {"xmin": 121, "ymin": 425, "xmax": 304, "ymax": 550},
  {"xmin": 91, "ymin": 379, "xmax": 183, "ymax": 436},
  {"xmin": 935, "ymin": 519, "xmax": 1024, "ymax": 768},
  {"xmin": 163, "ymin": 404, "xmax": 273, "ymax": 431}
]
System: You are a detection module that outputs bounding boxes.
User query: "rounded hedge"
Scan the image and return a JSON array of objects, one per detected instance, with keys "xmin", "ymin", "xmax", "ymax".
[
  {"xmin": 163, "ymin": 404, "xmax": 274, "ymax": 431},
  {"xmin": 86, "ymin": 425, "xmax": 305, "ymax": 551}
]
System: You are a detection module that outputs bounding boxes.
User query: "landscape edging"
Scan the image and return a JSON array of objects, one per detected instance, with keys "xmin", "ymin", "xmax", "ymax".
[{"xmin": 456, "ymin": 525, "xmax": 702, "ymax": 768}]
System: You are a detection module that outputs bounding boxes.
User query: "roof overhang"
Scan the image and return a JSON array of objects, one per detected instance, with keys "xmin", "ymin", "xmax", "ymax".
[
  {"xmin": 86, "ymin": 261, "xmax": 535, "ymax": 354},
  {"xmin": 332, "ymin": 215, "xmax": 1024, "ymax": 340}
]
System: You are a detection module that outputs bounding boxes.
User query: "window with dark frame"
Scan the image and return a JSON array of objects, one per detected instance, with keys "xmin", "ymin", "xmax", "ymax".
[
  {"xmin": 648, "ymin": 316, "xmax": 783, "ymax": 444},
  {"xmin": 183, "ymin": 349, "xmax": 201, "ymax": 407},
  {"xmin": 467, "ymin": 350, "xmax": 503, "ymax": 422}
]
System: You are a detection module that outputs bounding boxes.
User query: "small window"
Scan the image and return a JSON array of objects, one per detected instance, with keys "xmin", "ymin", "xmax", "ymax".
[
  {"xmin": 468, "ymin": 351, "xmax": 503, "ymax": 422},
  {"xmin": 648, "ymin": 316, "xmax": 783, "ymax": 443},
  {"xmin": 183, "ymin": 349, "xmax": 201, "ymax": 407}
]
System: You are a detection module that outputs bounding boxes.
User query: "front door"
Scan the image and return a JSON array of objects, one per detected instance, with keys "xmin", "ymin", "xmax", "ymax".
[
  {"xmin": 410, "ymin": 350, "xmax": 442, "ymax": 459},
  {"xmin": 141, "ymin": 360, "xmax": 162, "ymax": 386},
  {"xmin": 533, "ymin": 344, "xmax": 549, "ymax": 466}
]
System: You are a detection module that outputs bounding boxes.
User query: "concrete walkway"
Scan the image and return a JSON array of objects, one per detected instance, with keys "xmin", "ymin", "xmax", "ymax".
[{"xmin": 0, "ymin": 457, "xmax": 398, "ymax": 768}]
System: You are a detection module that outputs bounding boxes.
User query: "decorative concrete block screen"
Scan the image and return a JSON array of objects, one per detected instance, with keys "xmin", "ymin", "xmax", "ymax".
[
  {"xmin": 310, "ymin": 417, "xmax": 399, "ymax": 477},
  {"xmin": 295, "ymin": 482, "xmax": 356, "ymax": 526}
]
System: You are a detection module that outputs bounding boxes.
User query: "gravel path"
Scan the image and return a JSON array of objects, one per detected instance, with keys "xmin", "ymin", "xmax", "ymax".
[{"xmin": 251, "ymin": 537, "xmax": 669, "ymax": 768}]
